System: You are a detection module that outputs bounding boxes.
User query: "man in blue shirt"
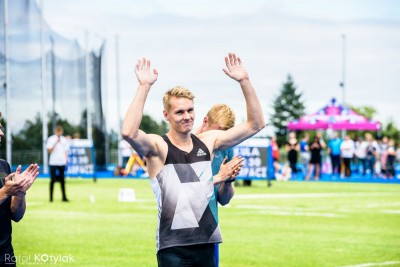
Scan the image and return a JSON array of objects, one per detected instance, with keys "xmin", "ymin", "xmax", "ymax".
[
  {"xmin": 328, "ymin": 132, "xmax": 342, "ymax": 176},
  {"xmin": 195, "ymin": 103, "xmax": 239, "ymax": 267}
]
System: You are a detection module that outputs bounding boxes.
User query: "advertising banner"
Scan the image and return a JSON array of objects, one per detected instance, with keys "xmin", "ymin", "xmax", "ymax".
[
  {"xmin": 234, "ymin": 138, "xmax": 271, "ymax": 180},
  {"xmin": 66, "ymin": 139, "xmax": 96, "ymax": 177}
]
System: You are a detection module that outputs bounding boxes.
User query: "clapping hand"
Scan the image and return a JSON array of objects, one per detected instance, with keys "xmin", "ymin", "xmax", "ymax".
[
  {"xmin": 12, "ymin": 164, "xmax": 39, "ymax": 195},
  {"xmin": 214, "ymin": 156, "xmax": 244, "ymax": 184},
  {"xmin": 3, "ymin": 172, "xmax": 28, "ymax": 196}
]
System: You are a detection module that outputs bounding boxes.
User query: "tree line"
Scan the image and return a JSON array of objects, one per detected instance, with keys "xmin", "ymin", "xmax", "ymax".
[
  {"xmin": 0, "ymin": 112, "xmax": 169, "ymax": 167},
  {"xmin": 1, "ymin": 74, "xmax": 399, "ymax": 162}
]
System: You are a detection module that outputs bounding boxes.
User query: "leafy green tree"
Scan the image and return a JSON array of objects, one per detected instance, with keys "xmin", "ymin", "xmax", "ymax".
[
  {"xmin": 12, "ymin": 113, "xmax": 43, "ymax": 150},
  {"xmin": 270, "ymin": 74, "xmax": 306, "ymax": 145},
  {"xmin": 382, "ymin": 118, "xmax": 400, "ymax": 141},
  {"xmin": 349, "ymin": 105, "xmax": 377, "ymax": 120},
  {"xmin": 7, "ymin": 111, "xmax": 169, "ymax": 166},
  {"xmin": 140, "ymin": 114, "xmax": 169, "ymax": 135},
  {"xmin": 348, "ymin": 105, "xmax": 382, "ymax": 140},
  {"xmin": 12, "ymin": 112, "xmax": 83, "ymax": 150},
  {"xmin": 109, "ymin": 129, "xmax": 119, "ymax": 150}
]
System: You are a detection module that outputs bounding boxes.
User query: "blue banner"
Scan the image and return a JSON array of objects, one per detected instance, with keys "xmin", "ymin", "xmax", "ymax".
[{"xmin": 66, "ymin": 139, "xmax": 96, "ymax": 177}]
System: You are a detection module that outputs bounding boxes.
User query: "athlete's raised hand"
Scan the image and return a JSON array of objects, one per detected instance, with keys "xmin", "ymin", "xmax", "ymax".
[
  {"xmin": 222, "ymin": 53, "xmax": 249, "ymax": 82},
  {"xmin": 134, "ymin": 58, "xmax": 158, "ymax": 87}
]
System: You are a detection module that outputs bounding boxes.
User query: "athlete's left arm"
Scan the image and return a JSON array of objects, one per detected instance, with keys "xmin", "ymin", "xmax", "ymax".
[{"xmin": 215, "ymin": 53, "xmax": 265, "ymax": 150}]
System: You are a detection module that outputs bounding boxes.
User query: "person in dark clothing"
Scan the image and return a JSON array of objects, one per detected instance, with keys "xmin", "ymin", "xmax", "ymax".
[
  {"xmin": 386, "ymin": 139, "xmax": 396, "ymax": 179},
  {"xmin": 46, "ymin": 125, "xmax": 69, "ymax": 202},
  {"xmin": 286, "ymin": 132, "xmax": 299, "ymax": 175},
  {"xmin": 306, "ymin": 136, "xmax": 323, "ymax": 181},
  {"xmin": 0, "ymin": 112, "xmax": 39, "ymax": 266}
]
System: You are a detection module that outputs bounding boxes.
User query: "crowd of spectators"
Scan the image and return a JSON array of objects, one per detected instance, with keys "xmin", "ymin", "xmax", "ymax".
[{"xmin": 274, "ymin": 131, "xmax": 400, "ymax": 180}]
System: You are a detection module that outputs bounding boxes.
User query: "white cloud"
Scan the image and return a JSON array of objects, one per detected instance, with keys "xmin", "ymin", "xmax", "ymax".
[{"xmin": 40, "ymin": 0, "xmax": 400, "ymax": 132}]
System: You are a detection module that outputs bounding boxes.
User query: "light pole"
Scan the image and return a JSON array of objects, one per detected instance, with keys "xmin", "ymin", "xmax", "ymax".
[
  {"xmin": 340, "ymin": 34, "xmax": 346, "ymax": 105},
  {"xmin": 339, "ymin": 34, "xmax": 347, "ymax": 138}
]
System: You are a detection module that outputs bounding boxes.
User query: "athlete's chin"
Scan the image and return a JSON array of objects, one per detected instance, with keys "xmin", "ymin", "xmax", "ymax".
[
  {"xmin": 181, "ymin": 123, "xmax": 193, "ymax": 132},
  {"xmin": 182, "ymin": 128, "xmax": 192, "ymax": 134},
  {"xmin": 180, "ymin": 126, "xmax": 193, "ymax": 134}
]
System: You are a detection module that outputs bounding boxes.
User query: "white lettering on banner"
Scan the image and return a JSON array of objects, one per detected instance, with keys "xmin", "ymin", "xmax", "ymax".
[
  {"xmin": 70, "ymin": 147, "xmax": 86, "ymax": 155},
  {"xmin": 234, "ymin": 147, "xmax": 261, "ymax": 157},
  {"xmin": 247, "ymin": 157, "xmax": 262, "ymax": 167},
  {"xmin": 234, "ymin": 144, "xmax": 268, "ymax": 179},
  {"xmin": 251, "ymin": 147, "xmax": 260, "ymax": 156},
  {"xmin": 68, "ymin": 165, "xmax": 94, "ymax": 174},
  {"xmin": 239, "ymin": 167, "xmax": 267, "ymax": 178},
  {"xmin": 78, "ymin": 156, "xmax": 89, "ymax": 164},
  {"xmin": 67, "ymin": 140, "xmax": 95, "ymax": 176}
]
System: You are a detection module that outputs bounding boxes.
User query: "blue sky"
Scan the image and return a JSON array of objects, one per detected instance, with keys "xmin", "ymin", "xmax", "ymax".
[{"xmin": 42, "ymin": 0, "xmax": 400, "ymax": 134}]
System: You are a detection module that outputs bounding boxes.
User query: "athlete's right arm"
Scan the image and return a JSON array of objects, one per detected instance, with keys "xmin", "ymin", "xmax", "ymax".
[{"xmin": 121, "ymin": 58, "xmax": 159, "ymax": 157}]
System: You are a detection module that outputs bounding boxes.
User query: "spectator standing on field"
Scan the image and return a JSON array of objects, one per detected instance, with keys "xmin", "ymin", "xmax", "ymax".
[
  {"xmin": 386, "ymin": 139, "xmax": 396, "ymax": 179},
  {"xmin": 340, "ymin": 134, "xmax": 355, "ymax": 178},
  {"xmin": 379, "ymin": 136, "xmax": 389, "ymax": 177},
  {"xmin": 396, "ymin": 142, "xmax": 400, "ymax": 164},
  {"xmin": 328, "ymin": 132, "xmax": 342, "ymax": 177},
  {"xmin": 355, "ymin": 136, "xmax": 368, "ymax": 175},
  {"xmin": 286, "ymin": 132, "xmax": 299, "ymax": 176},
  {"xmin": 365, "ymin": 133, "xmax": 379, "ymax": 177},
  {"xmin": 306, "ymin": 135, "xmax": 323, "ymax": 181},
  {"xmin": 46, "ymin": 125, "xmax": 69, "ymax": 202},
  {"xmin": 299, "ymin": 133, "xmax": 310, "ymax": 178},
  {"xmin": 271, "ymin": 136, "xmax": 281, "ymax": 177}
]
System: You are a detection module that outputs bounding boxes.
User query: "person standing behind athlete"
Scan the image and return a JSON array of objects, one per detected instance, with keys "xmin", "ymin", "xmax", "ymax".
[
  {"xmin": 195, "ymin": 103, "xmax": 239, "ymax": 267},
  {"xmin": 46, "ymin": 125, "xmax": 69, "ymax": 202}
]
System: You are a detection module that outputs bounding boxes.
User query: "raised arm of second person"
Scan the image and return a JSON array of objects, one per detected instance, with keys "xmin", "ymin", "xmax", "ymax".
[
  {"xmin": 199, "ymin": 53, "xmax": 265, "ymax": 151},
  {"xmin": 121, "ymin": 58, "xmax": 167, "ymax": 178}
]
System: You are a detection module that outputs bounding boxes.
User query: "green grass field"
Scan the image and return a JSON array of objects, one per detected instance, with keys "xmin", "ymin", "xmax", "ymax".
[{"xmin": 11, "ymin": 178, "xmax": 400, "ymax": 267}]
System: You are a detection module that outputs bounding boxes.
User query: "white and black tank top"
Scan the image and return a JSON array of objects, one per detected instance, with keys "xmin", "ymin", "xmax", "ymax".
[{"xmin": 150, "ymin": 134, "xmax": 222, "ymax": 252}]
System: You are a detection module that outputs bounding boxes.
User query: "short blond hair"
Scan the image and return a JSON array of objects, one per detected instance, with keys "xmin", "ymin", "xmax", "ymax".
[
  {"xmin": 163, "ymin": 86, "xmax": 195, "ymax": 111},
  {"xmin": 207, "ymin": 104, "xmax": 235, "ymax": 130}
]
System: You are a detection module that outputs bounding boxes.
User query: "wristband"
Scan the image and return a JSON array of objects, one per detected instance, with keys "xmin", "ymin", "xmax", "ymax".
[{"xmin": 225, "ymin": 179, "xmax": 236, "ymax": 183}]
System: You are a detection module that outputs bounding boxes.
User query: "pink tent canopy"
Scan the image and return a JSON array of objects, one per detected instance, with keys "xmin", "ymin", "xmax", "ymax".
[{"xmin": 287, "ymin": 98, "xmax": 381, "ymax": 131}]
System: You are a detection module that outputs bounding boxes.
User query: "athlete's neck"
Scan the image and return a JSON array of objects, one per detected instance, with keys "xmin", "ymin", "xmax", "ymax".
[{"xmin": 166, "ymin": 131, "xmax": 193, "ymax": 153}]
